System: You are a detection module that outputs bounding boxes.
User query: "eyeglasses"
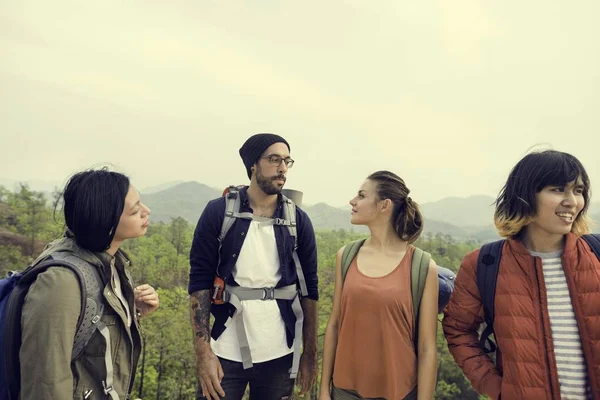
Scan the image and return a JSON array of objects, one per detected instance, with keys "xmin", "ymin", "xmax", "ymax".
[{"xmin": 260, "ymin": 155, "xmax": 295, "ymax": 168}]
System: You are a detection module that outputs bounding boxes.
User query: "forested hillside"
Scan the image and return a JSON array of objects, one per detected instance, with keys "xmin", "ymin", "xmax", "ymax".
[{"xmin": 1, "ymin": 184, "xmax": 492, "ymax": 399}]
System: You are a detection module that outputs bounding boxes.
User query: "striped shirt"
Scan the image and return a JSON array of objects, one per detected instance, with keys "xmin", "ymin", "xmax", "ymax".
[{"xmin": 530, "ymin": 249, "xmax": 591, "ymax": 399}]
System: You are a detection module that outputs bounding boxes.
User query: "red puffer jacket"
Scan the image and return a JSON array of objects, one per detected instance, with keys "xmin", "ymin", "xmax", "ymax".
[{"xmin": 443, "ymin": 233, "xmax": 600, "ymax": 400}]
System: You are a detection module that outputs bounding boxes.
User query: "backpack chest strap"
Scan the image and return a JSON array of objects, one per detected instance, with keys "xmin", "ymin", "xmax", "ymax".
[
  {"xmin": 222, "ymin": 284, "xmax": 303, "ymax": 379},
  {"xmin": 224, "ymin": 284, "xmax": 298, "ymax": 302}
]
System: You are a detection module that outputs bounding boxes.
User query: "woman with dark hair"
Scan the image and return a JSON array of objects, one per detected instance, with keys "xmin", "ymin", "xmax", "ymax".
[
  {"xmin": 443, "ymin": 150, "xmax": 600, "ymax": 400},
  {"xmin": 320, "ymin": 171, "xmax": 439, "ymax": 400},
  {"xmin": 18, "ymin": 168, "xmax": 159, "ymax": 399}
]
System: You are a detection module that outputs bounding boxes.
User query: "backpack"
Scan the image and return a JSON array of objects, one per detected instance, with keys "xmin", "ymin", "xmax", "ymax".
[
  {"xmin": 216, "ymin": 185, "xmax": 308, "ymax": 297},
  {"xmin": 210, "ymin": 185, "xmax": 307, "ymax": 379},
  {"xmin": 476, "ymin": 234, "xmax": 600, "ymax": 355},
  {"xmin": 341, "ymin": 239, "xmax": 456, "ymax": 346},
  {"xmin": 0, "ymin": 251, "xmax": 116, "ymax": 400}
]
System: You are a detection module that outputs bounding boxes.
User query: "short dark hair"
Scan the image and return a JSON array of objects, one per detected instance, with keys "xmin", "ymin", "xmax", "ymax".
[
  {"xmin": 367, "ymin": 170, "xmax": 424, "ymax": 243},
  {"xmin": 63, "ymin": 168, "xmax": 130, "ymax": 252},
  {"xmin": 494, "ymin": 150, "xmax": 591, "ymax": 237}
]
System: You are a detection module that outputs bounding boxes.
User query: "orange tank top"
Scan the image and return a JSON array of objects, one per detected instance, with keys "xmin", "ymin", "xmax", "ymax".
[{"xmin": 333, "ymin": 246, "xmax": 417, "ymax": 400}]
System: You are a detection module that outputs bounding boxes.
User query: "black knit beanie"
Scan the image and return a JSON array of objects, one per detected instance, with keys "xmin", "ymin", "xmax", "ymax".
[{"xmin": 239, "ymin": 133, "xmax": 290, "ymax": 179}]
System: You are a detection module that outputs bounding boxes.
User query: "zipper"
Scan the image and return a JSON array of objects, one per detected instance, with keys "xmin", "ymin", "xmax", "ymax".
[
  {"xmin": 123, "ymin": 258, "xmax": 136, "ymax": 394},
  {"xmin": 110, "ymin": 257, "xmax": 137, "ymax": 395}
]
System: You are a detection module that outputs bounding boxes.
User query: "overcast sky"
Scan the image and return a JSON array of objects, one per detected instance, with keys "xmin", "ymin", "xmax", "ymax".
[{"xmin": 1, "ymin": 0, "xmax": 599, "ymax": 207}]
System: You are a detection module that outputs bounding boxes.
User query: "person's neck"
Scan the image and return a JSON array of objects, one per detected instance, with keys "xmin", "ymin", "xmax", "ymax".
[
  {"xmin": 247, "ymin": 184, "xmax": 278, "ymax": 211},
  {"xmin": 522, "ymin": 227, "xmax": 565, "ymax": 253},
  {"xmin": 106, "ymin": 240, "xmax": 121, "ymax": 257},
  {"xmin": 367, "ymin": 220, "xmax": 408, "ymax": 253}
]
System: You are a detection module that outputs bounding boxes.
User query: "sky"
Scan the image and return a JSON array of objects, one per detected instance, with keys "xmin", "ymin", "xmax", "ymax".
[{"xmin": 1, "ymin": 0, "xmax": 599, "ymax": 207}]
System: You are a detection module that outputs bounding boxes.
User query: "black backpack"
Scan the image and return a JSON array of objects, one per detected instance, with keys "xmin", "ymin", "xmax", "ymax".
[
  {"xmin": 476, "ymin": 234, "xmax": 600, "ymax": 354},
  {"xmin": 0, "ymin": 251, "xmax": 107, "ymax": 400}
]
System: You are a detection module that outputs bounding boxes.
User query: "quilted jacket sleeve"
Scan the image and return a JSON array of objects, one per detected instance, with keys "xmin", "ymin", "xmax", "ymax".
[{"xmin": 442, "ymin": 249, "xmax": 502, "ymax": 400}]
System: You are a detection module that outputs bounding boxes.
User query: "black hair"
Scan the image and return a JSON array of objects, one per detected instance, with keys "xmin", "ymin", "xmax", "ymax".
[
  {"xmin": 495, "ymin": 150, "xmax": 591, "ymax": 237},
  {"xmin": 62, "ymin": 168, "xmax": 130, "ymax": 251}
]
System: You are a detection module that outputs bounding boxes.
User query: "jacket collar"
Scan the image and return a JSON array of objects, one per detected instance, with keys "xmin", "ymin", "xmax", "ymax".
[
  {"xmin": 506, "ymin": 232, "xmax": 579, "ymax": 257},
  {"xmin": 239, "ymin": 185, "xmax": 285, "ymax": 212},
  {"xmin": 35, "ymin": 232, "xmax": 131, "ymax": 273}
]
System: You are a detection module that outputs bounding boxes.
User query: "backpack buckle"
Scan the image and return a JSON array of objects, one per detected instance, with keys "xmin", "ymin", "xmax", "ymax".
[
  {"xmin": 227, "ymin": 190, "xmax": 238, "ymax": 200},
  {"xmin": 262, "ymin": 287, "xmax": 276, "ymax": 300},
  {"xmin": 274, "ymin": 218, "xmax": 287, "ymax": 226},
  {"xmin": 102, "ymin": 380, "xmax": 114, "ymax": 395}
]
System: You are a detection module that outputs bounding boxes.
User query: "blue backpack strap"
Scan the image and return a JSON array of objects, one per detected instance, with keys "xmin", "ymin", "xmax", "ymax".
[
  {"xmin": 476, "ymin": 239, "xmax": 505, "ymax": 354},
  {"xmin": 582, "ymin": 234, "xmax": 600, "ymax": 261}
]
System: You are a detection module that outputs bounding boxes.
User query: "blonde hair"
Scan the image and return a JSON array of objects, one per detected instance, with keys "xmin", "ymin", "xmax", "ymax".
[{"xmin": 494, "ymin": 214, "xmax": 590, "ymax": 238}]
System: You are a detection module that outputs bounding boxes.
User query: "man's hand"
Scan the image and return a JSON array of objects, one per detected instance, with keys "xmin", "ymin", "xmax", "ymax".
[
  {"xmin": 296, "ymin": 349, "xmax": 317, "ymax": 396},
  {"xmin": 195, "ymin": 344, "xmax": 225, "ymax": 400},
  {"xmin": 134, "ymin": 284, "xmax": 159, "ymax": 317},
  {"xmin": 190, "ymin": 290, "xmax": 224, "ymax": 399}
]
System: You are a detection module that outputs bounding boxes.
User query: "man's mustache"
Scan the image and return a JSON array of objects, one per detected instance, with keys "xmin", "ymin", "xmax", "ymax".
[{"xmin": 271, "ymin": 175, "xmax": 286, "ymax": 182}]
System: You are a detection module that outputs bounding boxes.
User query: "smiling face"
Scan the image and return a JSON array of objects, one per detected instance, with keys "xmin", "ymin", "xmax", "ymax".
[
  {"xmin": 526, "ymin": 177, "xmax": 586, "ymax": 240},
  {"xmin": 112, "ymin": 185, "xmax": 151, "ymax": 242}
]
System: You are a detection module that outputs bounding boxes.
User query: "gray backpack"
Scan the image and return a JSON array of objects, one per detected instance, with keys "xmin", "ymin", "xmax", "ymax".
[{"xmin": 1, "ymin": 251, "xmax": 120, "ymax": 400}]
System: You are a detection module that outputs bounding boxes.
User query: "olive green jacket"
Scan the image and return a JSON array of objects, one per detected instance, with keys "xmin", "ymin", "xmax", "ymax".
[{"xmin": 19, "ymin": 236, "xmax": 143, "ymax": 400}]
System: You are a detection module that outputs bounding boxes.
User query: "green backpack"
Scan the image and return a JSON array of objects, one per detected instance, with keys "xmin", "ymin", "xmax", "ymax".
[{"xmin": 340, "ymin": 238, "xmax": 431, "ymax": 347}]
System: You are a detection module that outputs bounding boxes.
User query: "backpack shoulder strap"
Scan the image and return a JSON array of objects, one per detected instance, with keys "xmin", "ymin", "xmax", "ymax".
[
  {"xmin": 220, "ymin": 186, "xmax": 242, "ymax": 242},
  {"xmin": 411, "ymin": 247, "xmax": 431, "ymax": 348},
  {"xmin": 281, "ymin": 195, "xmax": 297, "ymax": 244},
  {"xmin": 50, "ymin": 252, "xmax": 119, "ymax": 399},
  {"xmin": 476, "ymin": 239, "xmax": 505, "ymax": 353},
  {"xmin": 341, "ymin": 239, "xmax": 366, "ymax": 284},
  {"xmin": 50, "ymin": 252, "xmax": 105, "ymax": 361},
  {"xmin": 582, "ymin": 234, "xmax": 600, "ymax": 261},
  {"xmin": 280, "ymin": 196, "xmax": 308, "ymax": 297}
]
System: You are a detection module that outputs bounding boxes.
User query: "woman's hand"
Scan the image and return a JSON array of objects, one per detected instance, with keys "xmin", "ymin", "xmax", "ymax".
[{"xmin": 134, "ymin": 284, "xmax": 159, "ymax": 317}]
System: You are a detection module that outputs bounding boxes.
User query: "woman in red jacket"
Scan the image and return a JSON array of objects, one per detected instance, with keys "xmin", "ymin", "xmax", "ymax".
[{"xmin": 443, "ymin": 150, "xmax": 600, "ymax": 400}]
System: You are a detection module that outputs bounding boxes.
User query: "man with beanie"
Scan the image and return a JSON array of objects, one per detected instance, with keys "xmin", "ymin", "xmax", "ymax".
[{"xmin": 189, "ymin": 133, "xmax": 319, "ymax": 400}]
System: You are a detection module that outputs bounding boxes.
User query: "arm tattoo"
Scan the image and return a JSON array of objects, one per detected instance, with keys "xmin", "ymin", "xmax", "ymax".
[
  {"xmin": 301, "ymin": 297, "xmax": 318, "ymax": 354},
  {"xmin": 190, "ymin": 290, "xmax": 212, "ymax": 343}
]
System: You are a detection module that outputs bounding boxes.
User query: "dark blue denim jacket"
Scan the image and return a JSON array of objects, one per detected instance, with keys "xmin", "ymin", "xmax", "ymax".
[{"xmin": 188, "ymin": 187, "xmax": 318, "ymax": 346}]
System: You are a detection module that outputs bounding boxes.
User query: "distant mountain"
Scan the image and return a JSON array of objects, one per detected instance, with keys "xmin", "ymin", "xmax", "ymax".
[
  {"xmin": 588, "ymin": 203, "xmax": 600, "ymax": 217},
  {"xmin": 420, "ymin": 195, "xmax": 496, "ymax": 228},
  {"xmin": 143, "ymin": 181, "xmax": 221, "ymax": 223},
  {"xmin": 592, "ymin": 213, "xmax": 600, "ymax": 233},
  {"xmin": 302, "ymin": 202, "xmax": 475, "ymax": 238},
  {"xmin": 303, "ymin": 203, "xmax": 366, "ymax": 233},
  {"xmin": 141, "ymin": 181, "xmax": 185, "ymax": 195},
  {"xmin": 419, "ymin": 196, "xmax": 600, "ymax": 231}
]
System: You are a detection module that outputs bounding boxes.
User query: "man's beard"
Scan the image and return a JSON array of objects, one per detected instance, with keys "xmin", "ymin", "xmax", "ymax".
[{"xmin": 256, "ymin": 167, "xmax": 286, "ymax": 195}]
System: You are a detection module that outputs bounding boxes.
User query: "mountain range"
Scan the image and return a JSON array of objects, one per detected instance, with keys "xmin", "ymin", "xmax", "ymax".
[
  {"xmin": 139, "ymin": 181, "xmax": 600, "ymax": 240},
  {"xmin": 3, "ymin": 179, "xmax": 598, "ymax": 240}
]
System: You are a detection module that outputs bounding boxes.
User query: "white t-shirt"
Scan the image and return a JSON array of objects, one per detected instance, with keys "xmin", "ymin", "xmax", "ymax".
[{"xmin": 211, "ymin": 219, "xmax": 293, "ymax": 363}]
